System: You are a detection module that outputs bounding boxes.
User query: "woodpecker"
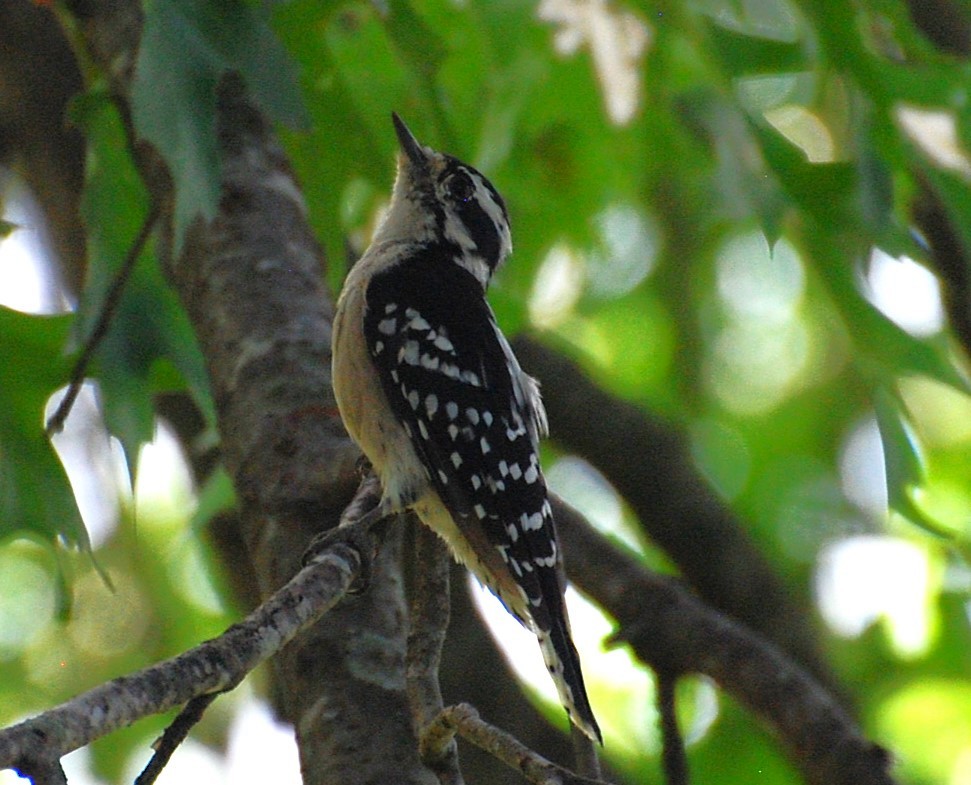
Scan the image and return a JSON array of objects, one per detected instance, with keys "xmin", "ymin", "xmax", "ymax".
[{"xmin": 331, "ymin": 113, "xmax": 601, "ymax": 743}]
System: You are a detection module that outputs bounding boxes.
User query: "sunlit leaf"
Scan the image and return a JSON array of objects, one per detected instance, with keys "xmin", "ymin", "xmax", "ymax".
[
  {"xmin": 0, "ymin": 307, "xmax": 85, "ymax": 546},
  {"xmin": 873, "ymin": 386, "xmax": 949, "ymax": 536},
  {"xmin": 189, "ymin": 465, "xmax": 236, "ymax": 534},
  {"xmin": 755, "ymin": 122, "xmax": 858, "ymax": 216},
  {"xmin": 877, "ymin": 678, "xmax": 971, "ymax": 784},
  {"xmin": 810, "ymin": 232, "xmax": 970, "ymax": 394}
]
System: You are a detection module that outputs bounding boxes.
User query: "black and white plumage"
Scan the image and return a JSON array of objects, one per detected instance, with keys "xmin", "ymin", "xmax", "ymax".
[{"xmin": 331, "ymin": 113, "xmax": 600, "ymax": 743}]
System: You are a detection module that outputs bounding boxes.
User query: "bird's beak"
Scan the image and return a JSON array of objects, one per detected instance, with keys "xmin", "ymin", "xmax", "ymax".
[{"xmin": 392, "ymin": 113, "xmax": 428, "ymax": 169}]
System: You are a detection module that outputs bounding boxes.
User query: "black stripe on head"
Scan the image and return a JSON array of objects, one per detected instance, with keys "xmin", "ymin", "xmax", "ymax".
[{"xmin": 438, "ymin": 157, "xmax": 510, "ymax": 271}]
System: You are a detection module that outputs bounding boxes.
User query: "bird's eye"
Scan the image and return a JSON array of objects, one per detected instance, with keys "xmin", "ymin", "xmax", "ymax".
[{"xmin": 444, "ymin": 172, "xmax": 475, "ymax": 203}]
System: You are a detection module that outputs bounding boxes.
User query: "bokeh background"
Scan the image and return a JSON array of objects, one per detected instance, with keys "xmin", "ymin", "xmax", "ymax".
[{"xmin": 3, "ymin": 0, "xmax": 971, "ymax": 783}]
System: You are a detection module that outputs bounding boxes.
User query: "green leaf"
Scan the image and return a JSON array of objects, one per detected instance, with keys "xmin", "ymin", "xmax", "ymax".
[
  {"xmin": 89, "ymin": 259, "xmax": 214, "ymax": 473},
  {"xmin": 755, "ymin": 122, "xmax": 858, "ymax": 217},
  {"xmin": 189, "ymin": 465, "xmax": 236, "ymax": 533},
  {"xmin": 322, "ymin": 6, "xmax": 412, "ymax": 147},
  {"xmin": 859, "ymin": 304, "xmax": 967, "ymax": 392},
  {"xmin": 680, "ymin": 92, "xmax": 789, "ymax": 241},
  {"xmin": 385, "ymin": 0, "xmax": 448, "ymax": 84},
  {"xmin": 0, "ymin": 307, "xmax": 86, "ymax": 547},
  {"xmin": 806, "ymin": 230, "xmax": 971, "ymax": 394},
  {"xmin": 706, "ymin": 22, "xmax": 807, "ymax": 75},
  {"xmin": 132, "ymin": 0, "xmax": 308, "ymax": 251},
  {"xmin": 856, "ymin": 134, "xmax": 896, "ymax": 242},
  {"xmin": 275, "ymin": 5, "xmax": 395, "ymax": 289},
  {"xmin": 78, "ymin": 92, "xmax": 214, "ymax": 477},
  {"xmin": 873, "ymin": 386, "xmax": 953, "ymax": 537},
  {"xmin": 872, "ymin": 60, "xmax": 971, "ymax": 107}
]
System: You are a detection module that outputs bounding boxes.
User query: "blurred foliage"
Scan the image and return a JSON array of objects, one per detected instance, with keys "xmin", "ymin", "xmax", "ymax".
[{"xmin": 2, "ymin": 0, "xmax": 971, "ymax": 782}]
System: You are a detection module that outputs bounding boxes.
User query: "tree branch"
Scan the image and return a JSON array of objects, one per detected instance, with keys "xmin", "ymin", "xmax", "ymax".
[
  {"xmin": 408, "ymin": 526, "xmax": 464, "ymax": 784},
  {"xmin": 45, "ymin": 200, "xmax": 161, "ymax": 436},
  {"xmin": 552, "ymin": 497, "xmax": 897, "ymax": 785},
  {"xmin": 0, "ymin": 464, "xmax": 895, "ymax": 785},
  {"xmin": 513, "ymin": 337, "xmax": 841, "ymax": 699},
  {"xmin": 426, "ymin": 704, "xmax": 607, "ymax": 785},
  {"xmin": 439, "ymin": 564, "xmax": 581, "ymax": 784},
  {"xmin": 0, "ymin": 539, "xmax": 361, "ymax": 781},
  {"xmin": 0, "ymin": 0, "xmax": 86, "ymax": 297},
  {"xmin": 905, "ymin": 0, "xmax": 971, "ymax": 56},
  {"xmin": 912, "ymin": 175, "xmax": 971, "ymax": 363},
  {"xmin": 903, "ymin": 0, "xmax": 971, "ymax": 369},
  {"xmin": 135, "ymin": 693, "xmax": 218, "ymax": 785},
  {"xmin": 656, "ymin": 673, "xmax": 689, "ymax": 785}
]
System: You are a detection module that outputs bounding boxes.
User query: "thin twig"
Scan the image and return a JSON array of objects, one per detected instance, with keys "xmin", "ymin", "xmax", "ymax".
[
  {"xmin": 657, "ymin": 673, "xmax": 689, "ymax": 785},
  {"xmin": 45, "ymin": 200, "xmax": 161, "ymax": 436},
  {"xmin": 14, "ymin": 757, "xmax": 67, "ymax": 785},
  {"xmin": 408, "ymin": 525, "xmax": 462, "ymax": 784},
  {"xmin": 427, "ymin": 704, "xmax": 610, "ymax": 785},
  {"xmin": 135, "ymin": 692, "xmax": 218, "ymax": 785}
]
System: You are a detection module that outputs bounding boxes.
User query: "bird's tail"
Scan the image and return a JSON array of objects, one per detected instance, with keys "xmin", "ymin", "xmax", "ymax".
[{"xmin": 538, "ymin": 615, "xmax": 602, "ymax": 744}]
